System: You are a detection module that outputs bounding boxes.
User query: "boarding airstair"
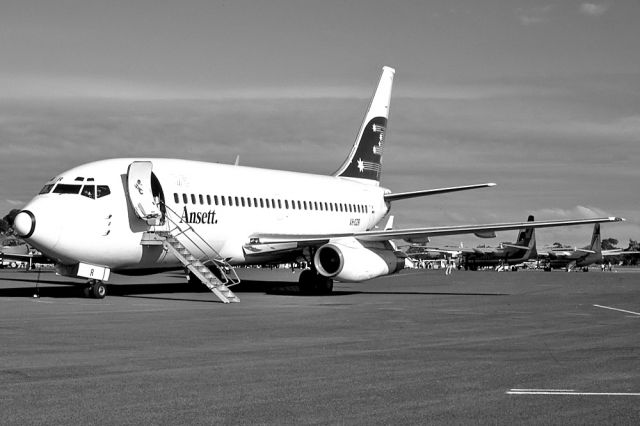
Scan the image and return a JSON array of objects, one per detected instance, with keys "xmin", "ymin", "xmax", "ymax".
[{"xmin": 141, "ymin": 205, "xmax": 240, "ymax": 304}]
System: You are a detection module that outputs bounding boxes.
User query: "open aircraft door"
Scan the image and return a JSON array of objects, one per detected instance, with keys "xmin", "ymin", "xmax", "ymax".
[{"xmin": 127, "ymin": 161, "xmax": 162, "ymax": 225}]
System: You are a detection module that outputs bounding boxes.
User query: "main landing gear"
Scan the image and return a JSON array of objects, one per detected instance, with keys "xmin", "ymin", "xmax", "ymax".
[
  {"xmin": 83, "ymin": 279, "xmax": 107, "ymax": 299},
  {"xmin": 298, "ymin": 269, "xmax": 333, "ymax": 295}
]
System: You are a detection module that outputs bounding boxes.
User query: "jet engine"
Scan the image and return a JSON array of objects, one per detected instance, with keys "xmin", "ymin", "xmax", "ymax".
[{"xmin": 314, "ymin": 238, "xmax": 405, "ymax": 282}]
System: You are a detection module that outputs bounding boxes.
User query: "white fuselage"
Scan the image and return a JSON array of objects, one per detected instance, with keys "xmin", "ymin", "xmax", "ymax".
[{"xmin": 21, "ymin": 158, "xmax": 390, "ymax": 272}]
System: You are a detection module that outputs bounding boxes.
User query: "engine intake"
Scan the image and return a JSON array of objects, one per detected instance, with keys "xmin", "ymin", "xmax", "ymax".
[{"xmin": 314, "ymin": 239, "xmax": 405, "ymax": 282}]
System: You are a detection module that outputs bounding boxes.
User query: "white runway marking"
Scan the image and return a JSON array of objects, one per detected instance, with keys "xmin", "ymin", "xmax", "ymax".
[
  {"xmin": 507, "ymin": 389, "xmax": 640, "ymax": 396},
  {"xmin": 593, "ymin": 304, "xmax": 640, "ymax": 316}
]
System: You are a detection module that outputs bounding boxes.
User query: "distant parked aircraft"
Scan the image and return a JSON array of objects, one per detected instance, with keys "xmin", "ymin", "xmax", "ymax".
[
  {"xmin": 539, "ymin": 223, "xmax": 636, "ymax": 271},
  {"xmin": 459, "ymin": 215, "xmax": 537, "ymax": 271}
]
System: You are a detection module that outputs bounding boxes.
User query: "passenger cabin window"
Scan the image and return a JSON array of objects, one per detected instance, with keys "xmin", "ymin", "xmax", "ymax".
[
  {"xmin": 191, "ymin": 194, "xmax": 196, "ymax": 204},
  {"xmin": 207, "ymin": 195, "xmax": 211, "ymax": 205},
  {"xmin": 199, "ymin": 194, "xmax": 204, "ymax": 205},
  {"xmin": 96, "ymin": 185, "xmax": 111, "ymax": 198},
  {"xmin": 174, "ymin": 193, "xmax": 179, "ymax": 204},
  {"xmin": 182, "ymin": 194, "xmax": 188, "ymax": 204},
  {"xmin": 81, "ymin": 185, "xmax": 95, "ymax": 199},
  {"xmin": 53, "ymin": 184, "xmax": 81, "ymax": 194}
]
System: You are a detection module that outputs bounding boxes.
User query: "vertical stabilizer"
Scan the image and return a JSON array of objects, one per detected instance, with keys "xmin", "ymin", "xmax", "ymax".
[
  {"xmin": 589, "ymin": 223, "xmax": 602, "ymax": 253},
  {"xmin": 515, "ymin": 215, "xmax": 537, "ymax": 258},
  {"xmin": 333, "ymin": 66, "xmax": 395, "ymax": 185},
  {"xmin": 515, "ymin": 215, "xmax": 536, "ymax": 247}
]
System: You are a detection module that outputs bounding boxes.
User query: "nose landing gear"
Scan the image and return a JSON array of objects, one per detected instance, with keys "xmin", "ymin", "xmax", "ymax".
[{"xmin": 83, "ymin": 279, "xmax": 107, "ymax": 299}]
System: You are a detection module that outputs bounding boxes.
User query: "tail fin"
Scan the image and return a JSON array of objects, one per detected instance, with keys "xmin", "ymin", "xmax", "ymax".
[
  {"xmin": 333, "ymin": 66, "xmax": 395, "ymax": 185},
  {"xmin": 515, "ymin": 215, "xmax": 537, "ymax": 258},
  {"xmin": 515, "ymin": 215, "xmax": 535, "ymax": 246},
  {"xmin": 589, "ymin": 223, "xmax": 601, "ymax": 253}
]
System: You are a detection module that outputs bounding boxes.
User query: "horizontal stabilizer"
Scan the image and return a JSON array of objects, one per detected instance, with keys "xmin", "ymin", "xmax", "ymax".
[
  {"xmin": 502, "ymin": 244, "xmax": 530, "ymax": 250},
  {"xmin": 575, "ymin": 248, "xmax": 597, "ymax": 254},
  {"xmin": 384, "ymin": 183, "xmax": 496, "ymax": 202}
]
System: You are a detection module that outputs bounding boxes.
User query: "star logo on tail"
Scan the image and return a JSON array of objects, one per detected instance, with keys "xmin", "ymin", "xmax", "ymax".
[{"xmin": 357, "ymin": 158, "xmax": 364, "ymax": 172}]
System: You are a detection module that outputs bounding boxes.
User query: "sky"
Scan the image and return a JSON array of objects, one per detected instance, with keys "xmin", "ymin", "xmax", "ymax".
[{"xmin": 1, "ymin": 0, "xmax": 639, "ymax": 248}]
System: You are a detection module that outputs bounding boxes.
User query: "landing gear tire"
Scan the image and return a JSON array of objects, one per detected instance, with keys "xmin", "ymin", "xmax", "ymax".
[
  {"xmin": 299, "ymin": 269, "xmax": 333, "ymax": 295},
  {"xmin": 85, "ymin": 280, "xmax": 106, "ymax": 299}
]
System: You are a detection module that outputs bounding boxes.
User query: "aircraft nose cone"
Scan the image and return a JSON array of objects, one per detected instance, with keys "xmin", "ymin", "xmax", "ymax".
[{"xmin": 13, "ymin": 210, "xmax": 36, "ymax": 238}]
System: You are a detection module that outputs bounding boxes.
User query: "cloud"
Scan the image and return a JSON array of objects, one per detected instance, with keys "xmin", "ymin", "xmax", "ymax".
[
  {"xmin": 532, "ymin": 205, "xmax": 610, "ymax": 220},
  {"xmin": 516, "ymin": 5, "xmax": 555, "ymax": 25},
  {"xmin": 579, "ymin": 3, "xmax": 610, "ymax": 17},
  {"xmin": 0, "ymin": 74, "xmax": 369, "ymax": 101}
]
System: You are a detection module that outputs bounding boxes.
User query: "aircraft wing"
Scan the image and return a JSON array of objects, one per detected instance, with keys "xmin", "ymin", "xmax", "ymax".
[
  {"xmin": 250, "ymin": 216, "xmax": 623, "ymax": 246},
  {"xmin": 603, "ymin": 249, "xmax": 640, "ymax": 256}
]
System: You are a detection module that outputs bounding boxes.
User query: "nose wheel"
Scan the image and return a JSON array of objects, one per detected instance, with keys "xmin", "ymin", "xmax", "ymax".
[{"xmin": 83, "ymin": 279, "xmax": 107, "ymax": 299}]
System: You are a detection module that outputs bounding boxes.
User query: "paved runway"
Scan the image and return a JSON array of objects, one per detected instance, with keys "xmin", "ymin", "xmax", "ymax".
[{"xmin": 1, "ymin": 268, "xmax": 639, "ymax": 424}]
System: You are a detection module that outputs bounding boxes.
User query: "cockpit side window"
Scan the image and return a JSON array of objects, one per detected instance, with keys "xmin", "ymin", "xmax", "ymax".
[
  {"xmin": 81, "ymin": 185, "xmax": 95, "ymax": 199},
  {"xmin": 39, "ymin": 184, "xmax": 54, "ymax": 194},
  {"xmin": 97, "ymin": 185, "xmax": 111, "ymax": 198},
  {"xmin": 53, "ymin": 184, "xmax": 82, "ymax": 194}
]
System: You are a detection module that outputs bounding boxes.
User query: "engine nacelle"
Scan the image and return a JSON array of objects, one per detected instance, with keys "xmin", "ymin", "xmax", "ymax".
[{"xmin": 314, "ymin": 239, "xmax": 405, "ymax": 282}]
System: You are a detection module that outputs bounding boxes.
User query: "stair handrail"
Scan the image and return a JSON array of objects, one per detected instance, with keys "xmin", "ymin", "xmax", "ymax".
[{"xmin": 156, "ymin": 202, "xmax": 240, "ymax": 284}]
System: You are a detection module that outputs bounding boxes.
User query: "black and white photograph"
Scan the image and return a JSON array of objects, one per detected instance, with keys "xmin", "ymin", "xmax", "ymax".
[{"xmin": 1, "ymin": 1, "xmax": 639, "ymax": 424}]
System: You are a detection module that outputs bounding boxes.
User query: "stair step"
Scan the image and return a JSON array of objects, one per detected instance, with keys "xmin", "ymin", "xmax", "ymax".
[{"xmin": 157, "ymin": 229, "xmax": 240, "ymax": 303}]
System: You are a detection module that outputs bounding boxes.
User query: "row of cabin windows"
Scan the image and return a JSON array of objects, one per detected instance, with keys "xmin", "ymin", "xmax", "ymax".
[{"xmin": 173, "ymin": 192, "xmax": 369, "ymax": 214}]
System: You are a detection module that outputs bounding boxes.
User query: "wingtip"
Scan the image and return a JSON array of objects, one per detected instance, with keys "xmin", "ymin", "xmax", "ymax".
[
  {"xmin": 609, "ymin": 216, "xmax": 625, "ymax": 222},
  {"xmin": 487, "ymin": 183, "xmax": 497, "ymax": 187}
]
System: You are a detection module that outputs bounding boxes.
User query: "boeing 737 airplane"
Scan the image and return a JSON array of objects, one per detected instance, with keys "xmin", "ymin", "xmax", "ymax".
[
  {"xmin": 5, "ymin": 67, "xmax": 624, "ymax": 302},
  {"xmin": 460, "ymin": 215, "xmax": 537, "ymax": 271}
]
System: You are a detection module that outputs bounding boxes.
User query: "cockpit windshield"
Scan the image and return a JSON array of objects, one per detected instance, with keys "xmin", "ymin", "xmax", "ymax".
[
  {"xmin": 53, "ymin": 184, "xmax": 82, "ymax": 194},
  {"xmin": 39, "ymin": 184, "xmax": 54, "ymax": 194},
  {"xmin": 39, "ymin": 181, "xmax": 111, "ymax": 199},
  {"xmin": 97, "ymin": 185, "xmax": 111, "ymax": 198},
  {"xmin": 81, "ymin": 185, "xmax": 95, "ymax": 199}
]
